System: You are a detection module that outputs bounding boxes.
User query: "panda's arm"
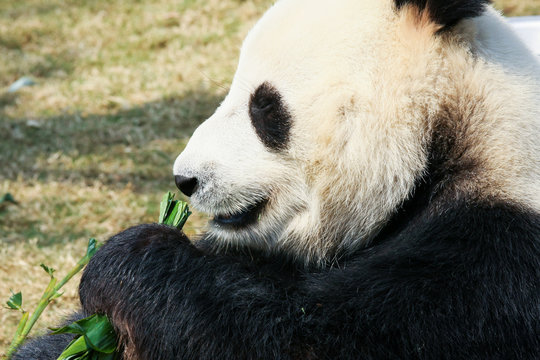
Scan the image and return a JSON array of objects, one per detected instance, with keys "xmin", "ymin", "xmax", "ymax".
[
  {"xmin": 79, "ymin": 224, "xmax": 304, "ymax": 360},
  {"xmin": 79, "ymin": 206, "xmax": 540, "ymax": 360},
  {"xmin": 10, "ymin": 311, "xmax": 87, "ymax": 360}
]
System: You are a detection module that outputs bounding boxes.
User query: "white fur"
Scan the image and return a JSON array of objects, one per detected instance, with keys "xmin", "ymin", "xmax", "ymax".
[{"xmin": 174, "ymin": 0, "xmax": 540, "ymax": 266}]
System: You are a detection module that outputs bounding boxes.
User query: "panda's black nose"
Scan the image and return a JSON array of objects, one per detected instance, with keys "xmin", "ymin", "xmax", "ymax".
[{"xmin": 175, "ymin": 175, "xmax": 198, "ymax": 197}]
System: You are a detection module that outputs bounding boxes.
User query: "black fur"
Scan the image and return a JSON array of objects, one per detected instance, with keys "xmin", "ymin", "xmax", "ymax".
[
  {"xmin": 15, "ymin": 200, "xmax": 540, "ymax": 359},
  {"xmin": 372, "ymin": 111, "xmax": 480, "ymax": 245},
  {"xmin": 249, "ymin": 82, "xmax": 292, "ymax": 151},
  {"xmin": 10, "ymin": 2, "xmax": 539, "ymax": 356},
  {"xmin": 11, "ymin": 312, "xmax": 86, "ymax": 360},
  {"xmin": 394, "ymin": 0, "xmax": 491, "ymax": 28},
  {"xmin": 10, "ymin": 334, "xmax": 75, "ymax": 360},
  {"xmin": 11, "ymin": 85, "xmax": 540, "ymax": 360}
]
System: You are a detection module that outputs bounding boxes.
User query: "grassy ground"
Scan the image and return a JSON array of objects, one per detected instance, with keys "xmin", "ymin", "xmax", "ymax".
[{"xmin": 0, "ymin": 0, "xmax": 537, "ymax": 354}]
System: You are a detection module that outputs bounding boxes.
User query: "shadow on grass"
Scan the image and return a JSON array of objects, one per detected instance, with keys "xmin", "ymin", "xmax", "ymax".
[
  {"xmin": 0, "ymin": 89, "xmax": 222, "ymax": 192},
  {"xmin": 0, "ymin": 92, "xmax": 17, "ymax": 108}
]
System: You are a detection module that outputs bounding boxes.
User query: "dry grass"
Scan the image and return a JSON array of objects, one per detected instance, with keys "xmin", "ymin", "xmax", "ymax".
[
  {"xmin": 0, "ymin": 0, "xmax": 272, "ymax": 352},
  {"xmin": 0, "ymin": 0, "xmax": 537, "ymax": 354},
  {"xmin": 494, "ymin": 0, "xmax": 540, "ymax": 16}
]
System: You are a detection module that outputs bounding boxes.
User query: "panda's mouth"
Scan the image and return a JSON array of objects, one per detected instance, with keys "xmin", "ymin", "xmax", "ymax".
[{"xmin": 212, "ymin": 199, "xmax": 268, "ymax": 228}]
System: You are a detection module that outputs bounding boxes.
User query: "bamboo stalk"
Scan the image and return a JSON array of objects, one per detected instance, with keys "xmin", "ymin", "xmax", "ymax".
[{"xmin": 3, "ymin": 240, "xmax": 98, "ymax": 360}]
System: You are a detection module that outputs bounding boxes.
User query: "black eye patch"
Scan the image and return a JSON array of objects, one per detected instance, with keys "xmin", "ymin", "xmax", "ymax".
[{"xmin": 249, "ymin": 82, "xmax": 292, "ymax": 152}]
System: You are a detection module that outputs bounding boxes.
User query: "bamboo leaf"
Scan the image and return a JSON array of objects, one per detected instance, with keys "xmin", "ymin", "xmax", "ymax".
[
  {"xmin": 159, "ymin": 192, "xmax": 174, "ymax": 224},
  {"xmin": 171, "ymin": 202, "xmax": 184, "ymax": 226},
  {"xmin": 83, "ymin": 319, "xmax": 117, "ymax": 353},
  {"xmin": 50, "ymin": 321, "xmax": 86, "ymax": 336},
  {"xmin": 164, "ymin": 201, "xmax": 180, "ymax": 226},
  {"xmin": 86, "ymin": 238, "xmax": 98, "ymax": 259},
  {"xmin": 51, "ymin": 314, "xmax": 117, "ymax": 354},
  {"xmin": 56, "ymin": 336, "xmax": 89, "ymax": 360},
  {"xmin": 40, "ymin": 264, "xmax": 56, "ymax": 277},
  {"xmin": 6, "ymin": 291, "xmax": 22, "ymax": 311},
  {"xmin": 158, "ymin": 192, "xmax": 191, "ymax": 230},
  {"xmin": 0, "ymin": 192, "xmax": 17, "ymax": 205},
  {"xmin": 174, "ymin": 202, "xmax": 192, "ymax": 230}
]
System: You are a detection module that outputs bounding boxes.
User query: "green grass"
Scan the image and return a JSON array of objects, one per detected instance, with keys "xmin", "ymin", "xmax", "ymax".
[{"xmin": 0, "ymin": 0, "xmax": 537, "ymax": 354}]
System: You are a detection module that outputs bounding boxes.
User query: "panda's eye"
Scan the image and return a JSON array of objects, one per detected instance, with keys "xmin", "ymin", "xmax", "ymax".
[
  {"xmin": 249, "ymin": 82, "xmax": 292, "ymax": 151},
  {"xmin": 251, "ymin": 92, "xmax": 275, "ymax": 112}
]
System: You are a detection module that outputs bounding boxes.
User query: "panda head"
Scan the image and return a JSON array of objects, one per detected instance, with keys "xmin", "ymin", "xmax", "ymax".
[{"xmin": 174, "ymin": 0, "xmax": 540, "ymax": 265}]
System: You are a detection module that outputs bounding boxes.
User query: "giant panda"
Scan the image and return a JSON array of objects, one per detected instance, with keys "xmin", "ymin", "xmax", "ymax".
[{"xmin": 13, "ymin": 0, "xmax": 540, "ymax": 359}]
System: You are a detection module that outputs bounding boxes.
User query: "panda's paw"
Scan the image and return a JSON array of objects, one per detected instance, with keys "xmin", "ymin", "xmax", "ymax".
[
  {"xmin": 79, "ymin": 223, "xmax": 200, "ymax": 314},
  {"xmin": 11, "ymin": 311, "xmax": 86, "ymax": 360},
  {"xmin": 109, "ymin": 223, "xmax": 191, "ymax": 249}
]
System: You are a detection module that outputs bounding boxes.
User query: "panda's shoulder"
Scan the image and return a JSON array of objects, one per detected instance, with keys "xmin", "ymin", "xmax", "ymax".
[{"xmin": 375, "ymin": 199, "xmax": 540, "ymax": 265}]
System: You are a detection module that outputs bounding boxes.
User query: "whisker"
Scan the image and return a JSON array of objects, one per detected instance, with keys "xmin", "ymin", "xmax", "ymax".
[{"xmin": 198, "ymin": 70, "xmax": 230, "ymax": 91}]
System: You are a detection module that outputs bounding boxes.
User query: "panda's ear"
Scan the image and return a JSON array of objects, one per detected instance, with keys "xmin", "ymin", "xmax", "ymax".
[{"xmin": 395, "ymin": 0, "xmax": 491, "ymax": 30}]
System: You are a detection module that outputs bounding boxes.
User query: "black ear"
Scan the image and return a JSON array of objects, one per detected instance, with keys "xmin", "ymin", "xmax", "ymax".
[{"xmin": 395, "ymin": 0, "xmax": 491, "ymax": 29}]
